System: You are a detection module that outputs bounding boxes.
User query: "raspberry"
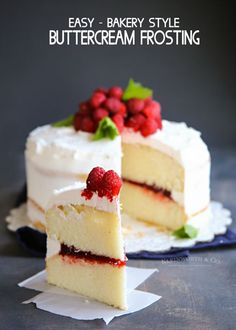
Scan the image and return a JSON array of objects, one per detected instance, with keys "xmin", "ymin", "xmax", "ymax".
[
  {"xmin": 99, "ymin": 170, "xmax": 122, "ymax": 201},
  {"xmin": 140, "ymin": 118, "xmax": 158, "ymax": 137},
  {"xmin": 125, "ymin": 113, "xmax": 146, "ymax": 131},
  {"xmin": 143, "ymin": 101, "xmax": 161, "ymax": 119},
  {"xmin": 85, "ymin": 167, "xmax": 122, "ymax": 201},
  {"xmin": 144, "ymin": 96, "xmax": 153, "ymax": 106},
  {"xmin": 73, "ymin": 113, "xmax": 83, "ymax": 131},
  {"xmin": 112, "ymin": 114, "xmax": 124, "ymax": 133},
  {"xmin": 127, "ymin": 99, "xmax": 145, "ymax": 114},
  {"xmin": 80, "ymin": 116, "xmax": 96, "ymax": 133},
  {"xmin": 79, "ymin": 101, "xmax": 90, "ymax": 116},
  {"xmin": 90, "ymin": 92, "xmax": 106, "ymax": 108},
  {"xmin": 86, "ymin": 167, "xmax": 106, "ymax": 192},
  {"xmin": 108, "ymin": 86, "xmax": 123, "ymax": 99},
  {"xmin": 104, "ymin": 97, "xmax": 122, "ymax": 113},
  {"xmin": 81, "ymin": 189, "xmax": 93, "ymax": 200},
  {"xmin": 93, "ymin": 108, "xmax": 109, "ymax": 122},
  {"xmin": 117, "ymin": 102, "xmax": 127, "ymax": 117}
]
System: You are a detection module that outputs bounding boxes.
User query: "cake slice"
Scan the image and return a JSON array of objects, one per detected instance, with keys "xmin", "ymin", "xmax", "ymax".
[{"xmin": 46, "ymin": 167, "xmax": 127, "ymax": 310}]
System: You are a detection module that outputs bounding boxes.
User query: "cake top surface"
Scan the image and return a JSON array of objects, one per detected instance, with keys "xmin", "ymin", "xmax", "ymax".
[
  {"xmin": 27, "ymin": 124, "xmax": 121, "ymax": 153},
  {"xmin": 122, "ymin": 120, "xmax": 210, "ymax": 168},
  {"xmin": 26, "ymin": 125, "xmax": 121, "ymax": 174}
]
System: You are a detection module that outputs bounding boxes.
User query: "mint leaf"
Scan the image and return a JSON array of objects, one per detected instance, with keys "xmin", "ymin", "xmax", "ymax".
[
  {"xmin": 122, "ymin": 78, "xmax": 153, "ymax": 101},
  {"xmin": 173, "ymin": 224, "xmax": 198, "ymax": 239},
  {"xmin": 93, "ymin": 117, "xmax": 119, "ymax": 141},
  {"xmin": 52, "ymin": 115, "xmax": 74, "ymax": 127}
]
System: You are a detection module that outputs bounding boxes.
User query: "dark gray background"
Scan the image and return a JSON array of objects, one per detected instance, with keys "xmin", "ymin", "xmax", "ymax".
[
  {"xmin": 1, "ymin": 0, "xmax": 236, "ymax": 156},
  {"xmin": 1, "ymin": 1, "xmax": 236, "ymax": 329}
]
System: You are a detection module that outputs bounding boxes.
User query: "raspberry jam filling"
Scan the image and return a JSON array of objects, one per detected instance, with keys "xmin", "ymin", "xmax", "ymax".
[
  {"xmin": 123, "ymin": 178, "xmax": 172, "ymax": 200},
  {"xmin": 59, "ymin": 244, "xmax": 126, "ymax": 268}
]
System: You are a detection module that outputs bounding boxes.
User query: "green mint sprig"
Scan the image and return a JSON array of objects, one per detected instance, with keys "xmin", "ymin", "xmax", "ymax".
[
  {"xmin": 93, "ymin": 117, "xmax": 119, "ymax": 141},
  {"xmin": 52, "ymin": 115, "xmax": 74, "ymax": 127},
  {"xmin": 122, "ymin": 78, "xmax": 153, "ymax": 101},
  {"xmin": 173, "ymin": 224, "xmax": 198, "ymax": 239}
]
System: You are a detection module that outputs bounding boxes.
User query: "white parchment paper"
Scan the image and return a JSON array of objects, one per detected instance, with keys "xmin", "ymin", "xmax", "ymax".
[{"xmin": 19, "ymin": 267, "xmax": 161, "ymax": 324}]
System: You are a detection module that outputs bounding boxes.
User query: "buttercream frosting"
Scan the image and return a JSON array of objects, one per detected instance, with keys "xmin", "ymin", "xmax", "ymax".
[
  {"xmin": 47, "ymin": 182, "xmax": 120, "ymax": 214},
  {"xmin": 26, "ymin": 125, "xmax": 121, "ymax": 175}
]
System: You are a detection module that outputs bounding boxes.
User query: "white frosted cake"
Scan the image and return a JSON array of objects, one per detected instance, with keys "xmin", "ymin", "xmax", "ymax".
[
  {"xmin": 46, "ymin": 167, "xmax": 127, "ymax": 309},
  {"xmin": 25, "ymin": 79, "xmax": 210, "ymax": 234}
]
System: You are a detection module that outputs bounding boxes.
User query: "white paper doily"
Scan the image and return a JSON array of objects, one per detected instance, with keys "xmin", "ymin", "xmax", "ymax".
[{"xmin": 6, "ymin": 202, "xmax": 232, "ymax": 254}]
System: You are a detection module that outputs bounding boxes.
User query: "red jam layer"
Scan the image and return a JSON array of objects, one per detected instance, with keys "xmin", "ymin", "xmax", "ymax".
[
  {"xmin": 123, "ymin": 178, "xmax": 172, "ymax": 200},
  {"xmin": 59, "ymin": 244, "xmax": 126, "ymax": 268}
]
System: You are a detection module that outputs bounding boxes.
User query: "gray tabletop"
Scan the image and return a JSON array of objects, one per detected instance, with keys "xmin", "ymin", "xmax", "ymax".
[{"xmin": 0, "ymin": 148, "xmax": 236, "ymax": 330}]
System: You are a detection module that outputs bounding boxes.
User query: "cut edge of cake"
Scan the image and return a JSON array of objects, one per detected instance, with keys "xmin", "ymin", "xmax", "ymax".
[{"xmin": 121, "ymin": 121, "xmax": 210, "ymax": 230}]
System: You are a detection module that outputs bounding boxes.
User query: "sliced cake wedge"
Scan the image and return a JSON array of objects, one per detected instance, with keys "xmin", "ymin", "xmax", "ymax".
[{"xmin": 46, "ymin": 167, "xmax": 127, "ymax": 310}]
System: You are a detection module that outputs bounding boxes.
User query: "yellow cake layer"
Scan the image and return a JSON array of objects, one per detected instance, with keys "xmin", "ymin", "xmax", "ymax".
[
  {"xmin": 121, "ymin": 181, "xmax": 188, "ymax": 230},
  {"xmin": 122, "ymin": 143, "xmax": 184, "ymax": 192},
  {"xmin": 46, "ymin": 204, "xmax": 124, "ymax": 260},
  {"xmin": 47, "ymin": 254, "xmax": 127, "ymax": 310}
]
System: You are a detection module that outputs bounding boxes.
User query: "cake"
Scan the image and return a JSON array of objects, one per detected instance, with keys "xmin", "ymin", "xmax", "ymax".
[
  {"xmin": 25, "ymin": 79, "xmax": 210, "ymax": 233},
  {"xmin": 46, "ymin": 167, "xmax": 127, "ymax": 309}
]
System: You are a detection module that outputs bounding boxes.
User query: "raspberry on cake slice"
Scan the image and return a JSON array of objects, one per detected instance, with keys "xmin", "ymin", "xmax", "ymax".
[{"xmin": 46, "ymin": 167, "xmax": 127, "ymax": 310}]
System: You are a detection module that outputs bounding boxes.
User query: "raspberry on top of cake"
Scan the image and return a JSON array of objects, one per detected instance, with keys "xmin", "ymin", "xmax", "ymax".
[{"xmin": 72, "ymin": 79, "xmax": 162, "ymax": 137}]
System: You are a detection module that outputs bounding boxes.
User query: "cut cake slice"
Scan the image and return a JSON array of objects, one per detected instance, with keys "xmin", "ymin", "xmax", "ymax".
[{"xmin": 46, "ymin": 167, "xmax": 127, "ymax": 310}]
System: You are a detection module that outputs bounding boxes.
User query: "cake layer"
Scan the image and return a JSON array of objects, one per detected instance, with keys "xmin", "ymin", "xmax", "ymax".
[
  {"xmin": 122, "ymin": 143, "xmax": 184, "ymax": 192},
  {"xmin": 26, "ymin": 125, "xmax": 121, "ymax": 174},
  {"xmin": 121, "ymin": 181, "xmax": 188, "ymax": 230},
  {"xmin": 47, "ymin": 254, "xmax": 127, "ymax": 310},
  {"xmin": 46, "ymin": 204, "xmax": 124, "ymax": 260},
  {"xmin": 122, "ymin": 121, "xmax": 210, "ymax": 169}
]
